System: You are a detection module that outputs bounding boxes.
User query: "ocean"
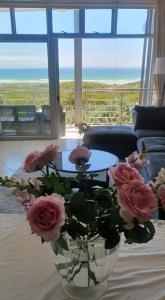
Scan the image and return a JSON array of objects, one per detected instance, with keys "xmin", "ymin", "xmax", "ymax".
[{"xmin": 0, "ymin": 67, "xmax": 141, "ymax": 84}]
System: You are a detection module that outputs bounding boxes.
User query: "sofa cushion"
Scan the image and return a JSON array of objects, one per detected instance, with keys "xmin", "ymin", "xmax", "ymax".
[
  {"xmin": 135, "ymin": 129, "xmax": 165, "ymax": 138},
  {"xmin": 145, "ymin": 152, "xmax": 165, "ymax": 180},
  {"xmin": 137, "ymin": 137, "xmax": 165, "ymax": 153},
  {"xmin": 133, "ymin": 105, "xmax": 165, "ymax": 130},
  {"xmin": 83, "ymin": 125, "xmax": 137, "ymax": 160}
]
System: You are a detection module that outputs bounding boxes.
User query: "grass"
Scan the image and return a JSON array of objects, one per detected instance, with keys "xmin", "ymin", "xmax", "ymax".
[{"xmin": 0, "ymin": 81, "xmax": 141, "ymax": 125}]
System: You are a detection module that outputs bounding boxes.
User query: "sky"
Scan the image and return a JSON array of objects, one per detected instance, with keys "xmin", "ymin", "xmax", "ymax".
[{"xmin": 0, "ymin": 8, "xmax": 148, "ymax": 68}]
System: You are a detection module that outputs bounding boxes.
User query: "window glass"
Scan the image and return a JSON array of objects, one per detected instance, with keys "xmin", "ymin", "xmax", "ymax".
[
  {"xmin": 82, "ymin": 38, "xmax": 144, "ymax": 125},
  {"xmin": 85, "ymin": 9, "xmax": 112, "ymax": 33},
  {"xmin": 0, "ymin": 43, "xmax": 50, "ymax": 136},
  {"xmin": 15, "ymin": 9, "xmax": 46, "ymax": 34},
  {"xmin": 53, "ymin": 9, "xmax": 74, "ymax": 33},
  {"xmin": 58, "ymin": 39, "xmax": 75, "ymax": 125},
  {"xmin": 0, "ymin": 9, "xmax": 11, "ymax": 33},
  {"xmin": 117, "ymin": 9, "xmax": 148, "ymax": 34}
]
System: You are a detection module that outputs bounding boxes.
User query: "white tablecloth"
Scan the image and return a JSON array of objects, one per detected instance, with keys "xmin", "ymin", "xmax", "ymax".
[{"xmin": 0, "ymin": 215, "xmax": 165, "ymax": 300}]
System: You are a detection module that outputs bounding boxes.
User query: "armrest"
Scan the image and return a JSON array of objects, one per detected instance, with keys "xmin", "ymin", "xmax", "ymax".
[{"xmin": 132, "ymin": 105, "xmax": 165, "ymax": 130}]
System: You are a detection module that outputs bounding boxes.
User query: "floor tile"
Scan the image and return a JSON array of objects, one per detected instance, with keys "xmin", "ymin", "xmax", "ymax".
[
  {"xmin": 0, "ymin": 164, "xmax": 14, "ymax": 177},
  {"xmin": 0, "ymin": 132, "xmax": 79, "ymax": 176}
]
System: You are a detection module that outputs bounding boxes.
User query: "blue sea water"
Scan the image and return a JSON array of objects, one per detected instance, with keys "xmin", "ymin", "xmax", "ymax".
[{"xmin": 0, "ymin": 67, "xmax": 141, "ymax": 84}]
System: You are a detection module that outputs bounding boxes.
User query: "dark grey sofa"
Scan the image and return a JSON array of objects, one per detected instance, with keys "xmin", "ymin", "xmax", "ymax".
[
  {"xmin": 84, "ymin": 107, "xmax": 165, "ymax": 219},
  {"xmin": 83, "ymin": 125, "xmax": 137, "ymax": 160},
  {"xmin": 133, "ymin": 105, "xmax": 165, "ymax": 181},
  {"xmin": 84, "ymin": 105, "xmax": 165, "ymax": 181}
]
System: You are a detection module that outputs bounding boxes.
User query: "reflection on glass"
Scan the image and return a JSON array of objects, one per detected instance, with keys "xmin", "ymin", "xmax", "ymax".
[
  {"xmin": 75, "ymin": 162, "xmax": 91, "ymax": 172},
  {"xmin": 55, "ymin": 150, "xmax": 118, "ymax": 173}
]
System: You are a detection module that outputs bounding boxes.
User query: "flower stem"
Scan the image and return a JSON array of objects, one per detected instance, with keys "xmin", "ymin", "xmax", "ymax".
[{"xmin": 46, "ymin": 165, "xmax": 49, "ymax": 176}]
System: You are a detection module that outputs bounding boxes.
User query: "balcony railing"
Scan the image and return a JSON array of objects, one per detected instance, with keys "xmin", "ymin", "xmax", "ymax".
[
  {"xmin": 60, "ymin": 87, "xmax": 156, "ymax": 125},
  {"xmin": 0, "ymin": 86, "xmax": 156, "ymax": 130}
]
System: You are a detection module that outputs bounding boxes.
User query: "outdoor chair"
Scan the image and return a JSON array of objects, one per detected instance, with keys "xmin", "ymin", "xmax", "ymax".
[
  {"xmin": 0, "ymin": 105, "xmax": 16, "ymax": 135},
  {"xmin": 15, "ymin": 105, "xmax": 39, "ymax": 135},
  {"xmin": 40, "ymin": 104, "xmax": 65, "ymax": 136},
  {"xmin": 40, "ymin": 105, "xmax": 51, "ymax": 135}
]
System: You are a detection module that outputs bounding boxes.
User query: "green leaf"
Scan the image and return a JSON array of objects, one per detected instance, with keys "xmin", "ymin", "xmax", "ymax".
[
  {"xmin": 66, "ymin": 219, "xmax": 88, "ymax": 239},
  {"xmin": 65, "ymin": 220, "xmax": 77, "ymax": 240},
  {"xmin": 144, "ymin": 220, "xmax": 155, "ymax": 240},
  {"xmin": 52, "ymin": 242, "xmax": 59, "ymax": 255},
  {"xmin": 110, "ymin": 208, "xmax": 126, "ymax": 227},
  {"xmin": 76, "ymin": 222, "xmax": 88, "ymax": 236},
  {"xmin": 76, "ymin": 201, "xmax": 95, "ymax": 223},
  {"xmin": 38, "ymin": 176, "xmax": 52, "ymax": 189},
  {"xmin": 50, "ymin": 173, "xmax": 66, "ymax": 194},
  {"xmin": 93, "ymin": 188, "xmax": 112, "ymax": 208},
  {"xmin": 61, "ymin": 177, "xmax": 72, "ymax": 191},
  {"xmin": 70, "ymin": 192, "xmax": 85, "ymax": 214},
  {"xmin": 89, "ymin": 173, "xmax": 99, "ymax": 180},
  {"xmin": 105, "ymin": 228, "xmax": 120, "ymax": 249},
  {"xmin": 57, "ymin": 236, "xmax": 69, "ymax": 251},
  {"xmin": 76, "ymin": 173, "xmax": 88, "ymax": 182},
  {"xmin": 124, "ymin": 222, "xmax": 155, "ymax": 244},
  {"xmin": 97, "ymin": 216, "xmax": 112, "ymax": 239},
  {"xmin": 64, "ymin": 193, "xmax": 73, "ymax": 202}
]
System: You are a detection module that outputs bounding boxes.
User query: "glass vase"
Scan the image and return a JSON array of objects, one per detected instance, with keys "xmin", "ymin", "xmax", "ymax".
[{"xmin": 51, "ymin": 236, "xmax": 120, "ymax": 300}]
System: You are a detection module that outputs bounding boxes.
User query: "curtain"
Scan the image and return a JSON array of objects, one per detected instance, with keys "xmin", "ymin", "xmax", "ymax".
[{"xmin": 154, "ymin": 0, "xmax": 165, "ymax": 105}]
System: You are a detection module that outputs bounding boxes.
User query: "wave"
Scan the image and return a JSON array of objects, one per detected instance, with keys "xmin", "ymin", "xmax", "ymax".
[
  {"xmin": 0, "ymin": 79, "xmax": 49, "ymax": 83},
  {"xmin": 0, "ymin": 79, "xmax": 140, "ymax": 85}
]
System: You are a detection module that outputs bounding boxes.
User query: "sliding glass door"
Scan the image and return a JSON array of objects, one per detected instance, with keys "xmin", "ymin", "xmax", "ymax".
[
  {"xmin": 0, "ymin": 42, "xmax": 52, "ymax": 137},
  {"xmin": 0, "ymin": 5, "xmax": 155, "ymax": 138},
  {"xmin": 82, "ymin": 38, "xmax": 144, "ymax": 125}
]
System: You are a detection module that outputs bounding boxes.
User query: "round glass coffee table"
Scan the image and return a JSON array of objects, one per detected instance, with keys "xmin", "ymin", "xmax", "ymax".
[{"xmin": 55, "ymin": 149, "xmax": 118, "ymax": 174}]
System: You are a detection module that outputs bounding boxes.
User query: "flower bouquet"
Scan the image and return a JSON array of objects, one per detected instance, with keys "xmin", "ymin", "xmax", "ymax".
[{"xmin": 0, "ymin": 143, "xmax": 164, "ymax": 299}]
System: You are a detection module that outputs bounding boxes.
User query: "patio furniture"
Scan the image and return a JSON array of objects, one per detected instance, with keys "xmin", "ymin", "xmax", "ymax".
[
  {"xmin": 40, "ymin": 105, "xmax": 65, "ymax": 137},
  {"xmin": 0, "ymin": 105, "xmax": 16, "ymax": 135},
  {"xmin": 40, "ymin": 105, "xmax": 51, "ymax": 135},
  {"xmin": 15, "ymin": 105, "xmax": 40, "ymax": 135}
]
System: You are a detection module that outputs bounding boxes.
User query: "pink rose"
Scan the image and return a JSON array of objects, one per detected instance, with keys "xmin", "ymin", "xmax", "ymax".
[
  {"xmin": 108, "ymin": 162, "xmax": 144, "ymax": 186},
  {"xmin": 29, "ymin": 177, "xmax": 42, "ymax": 191},
  {"xmin": 69, "ymin": 147, "xmax": 92, "ymax": 164},
  {"xmin": 118, "ymin": 180, "xmax": 157, "ymax": 223},
  {"xmin": 27, "ymin": 193, "xmax": 65, "ymax": 241},
  {"xmin": 147, "ymin": 180, "xmax": 156, "ymax": 191},
  {"xmin": 119, "ymin": 208, "xmax": 134, "ymax": 230},
  {"xmin": 126, "ymin": 151, "xmax": 148, "ymax": 170},
  {"xmin": 24, "ymin": 144, "xmax": 58, "ymax": 172},
  {"xmin": 37, "ymin": 144, "xmax": 58, "ymax": 167},
  {"xmin": 13, "ymin": 189, "xmax": 35, "ymax": 209},
  {"xmin": 157, "ymin": 184, "xmax": 165, "ymax": 209},
  {"xmin": 24, "ymin": 151, "xmax": 40, "ymax": 172}
]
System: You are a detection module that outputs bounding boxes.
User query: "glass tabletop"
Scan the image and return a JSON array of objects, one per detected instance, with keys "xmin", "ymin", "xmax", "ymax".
[{"xmin": 55, "ymin": 149, "xmax": 118, "ymax": 173}]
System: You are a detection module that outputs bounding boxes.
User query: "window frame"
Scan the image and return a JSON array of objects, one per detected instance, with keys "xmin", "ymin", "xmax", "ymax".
[{"xmin": 0, "ymin": 6, "xmax": 155, "ymax": 140}]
